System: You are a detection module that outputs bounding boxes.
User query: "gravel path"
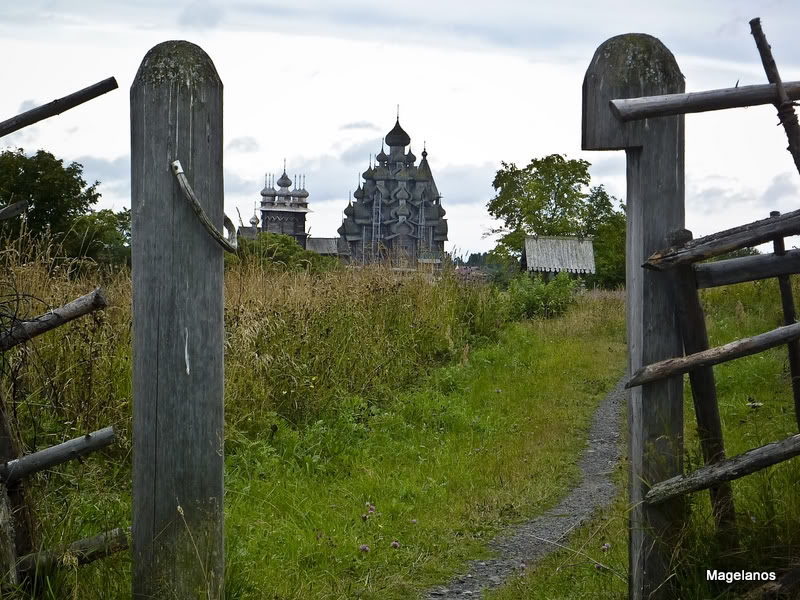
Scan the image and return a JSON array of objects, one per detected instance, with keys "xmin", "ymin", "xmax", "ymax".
[{"xmin": 423, "ymin": 378, "xmax": 626, "ymax": 599}]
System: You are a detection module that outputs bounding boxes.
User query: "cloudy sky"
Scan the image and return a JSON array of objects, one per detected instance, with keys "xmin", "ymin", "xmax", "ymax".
[{"xmin": 1, "ymin": 0, "xmax": 799, "ymax": 256}]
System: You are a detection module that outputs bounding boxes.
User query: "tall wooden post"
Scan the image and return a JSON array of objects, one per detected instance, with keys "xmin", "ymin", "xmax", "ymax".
[
  {"xmin": 770, "ymin": 211, "xmax": 800, "ymax": 429},
  {"xmin": 131, "ymin": 41, "xmax": 224, "ymax": 599},
  {"xmin": 583, "ymin": 34, "xmax": 685, "ymax": 599}
]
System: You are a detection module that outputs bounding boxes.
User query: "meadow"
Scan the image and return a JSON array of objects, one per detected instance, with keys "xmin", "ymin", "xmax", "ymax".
[
  {"xmin": 492, "ymin": 277, "xmax": 800, "ymax": 600},
  {"xmin": 2, "ymin": 236, "xmax": 796, "ymax": 599},
  {"xmin": 0, "ymin": 237, "xmax": 625, "ymax": 598}
]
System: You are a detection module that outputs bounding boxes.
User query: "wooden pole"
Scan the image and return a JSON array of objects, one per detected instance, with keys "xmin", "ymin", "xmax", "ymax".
[
  {"xmin": 645, "ymin": 207, "xmax": 800, "ymax": 269},
  {"xmin": 0, "ymin": 485, "xmax": 18, "ymax": 587},
  {"xmin": 17, "ymin": 526, "xmax": 130, "ymax": 577},
  {"xmin": 667, "ymin": 230, "xmax": 736, "ymax": 536},
  {"xmin": 694, "ymin": 248, "xmax": 800, "ymax": 288},
  {"xmin": 646, "ymin": 434, "xmax": 800, "ymax": 505},
  {"xmin": 0, "ymin": 77, "xmax": 118, "ymax": 139},
  {"xmin": 131, "ymin": 41, "xmax": 224, "ymax": 600},
  {"xmin": 627, "ymin": 322, "xmax": 800, "ymax": 388},
  {"xmin": 0, "ymin": 426, "xmax": 115, "ymax": 485},
  {"xmin": 750, "ymin": 18, "xmax": 800, "ymax": 175},
  {"xmin": 770, "ymin": 211, "xmax": 800, "ymax": 430},
  {"xmin": 0, "ymin": 288, "xmax": 108, "ymax": 352},
  {"xmin": 610, "ymin": 80, "xmax": 800, "ymax": 121},
  {"xmin": 583, "ymin": 34, "xmax": 685, "ymax": 600}
]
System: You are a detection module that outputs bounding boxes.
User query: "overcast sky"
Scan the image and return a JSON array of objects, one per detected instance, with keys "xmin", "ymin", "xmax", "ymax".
[{"xmin": 1, "ymin": 1, "xmax": 799, "ymax": 256}]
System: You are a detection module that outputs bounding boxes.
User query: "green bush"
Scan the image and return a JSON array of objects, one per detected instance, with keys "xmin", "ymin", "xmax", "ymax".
[{"xmin": 507, "ymin": 271, "xmax": 576, "ymax": 319}]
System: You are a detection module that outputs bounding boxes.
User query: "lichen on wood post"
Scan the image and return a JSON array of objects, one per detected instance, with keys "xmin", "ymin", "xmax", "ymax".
[
  {"xmin": 130, "ymin": 40, "xmax": 224, "ymax": 600},
  {"xmin": 583, "ymin": 33, "xmax": 686, "ymax": 600}
]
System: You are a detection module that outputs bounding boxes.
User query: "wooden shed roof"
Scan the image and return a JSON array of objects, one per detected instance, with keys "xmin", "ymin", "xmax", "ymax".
[{"xmin": 522, "ymin": 236, "xmax": 596, "ymax": 274}]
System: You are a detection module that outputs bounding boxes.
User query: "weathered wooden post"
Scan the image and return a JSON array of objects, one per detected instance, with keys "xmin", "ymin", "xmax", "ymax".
[
  {"xmin": 770, "ymin": 211, "xmax": 800, "ymax": 429},
  {"xmin": 131, "ymin": 41, "xmax": 224, "ymax": 599},
  {"xmin": 583, "ymin": 35, "xmax": 685, "ymax": 599}
]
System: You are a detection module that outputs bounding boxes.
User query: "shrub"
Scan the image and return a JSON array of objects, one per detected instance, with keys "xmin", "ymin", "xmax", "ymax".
[{"xmin": 507, "ymin": 271, "xmax": 576, "ymax": 320}]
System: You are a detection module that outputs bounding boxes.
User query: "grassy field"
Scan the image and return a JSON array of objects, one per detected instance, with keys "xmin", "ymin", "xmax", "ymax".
[
  {"xmin": 492, "ymin": 278, "xmax": 800, "ymax": 600},
  {"xmin": 0, "ymin": 239, "xmax": 626, "ymax": 599}
]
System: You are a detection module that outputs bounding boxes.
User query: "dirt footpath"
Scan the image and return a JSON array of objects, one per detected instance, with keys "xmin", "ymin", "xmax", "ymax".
[{"xmin": 424, "ymin": 378, "xmax": 626, "ymax": 599}]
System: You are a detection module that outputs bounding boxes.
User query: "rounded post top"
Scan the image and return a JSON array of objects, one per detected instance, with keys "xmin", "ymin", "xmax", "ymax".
[
  {"xmin": 132, "ymin": 40, "xmax": 221, "ymax": 87},
  {"xmin": 583, "ymin": 33, "xmax": 684, "ymax": 151},
  {"xmin": 591, "ymin": 34, "xmax": 683, "ymax": 91}
]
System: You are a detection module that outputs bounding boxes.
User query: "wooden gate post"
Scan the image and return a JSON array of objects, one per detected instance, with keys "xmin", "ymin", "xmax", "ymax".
[
  {"xmin": 583, "ymin": 35, "xmax": 685, "ymax": 599},
  {"xmin": 131, "ymin": 41, "xmax": 224, "ymax": 599}
]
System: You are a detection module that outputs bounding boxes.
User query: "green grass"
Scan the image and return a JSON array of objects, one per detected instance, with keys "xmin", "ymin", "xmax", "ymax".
[
  {"xmin": 493, "ymin": 278, "xmax": 800, "ymax": 600},
  {"xmin": 0, "ymin": 240, "xmax": 627, "ymax": 599},
  {"xmin": 220, "ymin": 290, "xmax": 625, "ymax": 599}
]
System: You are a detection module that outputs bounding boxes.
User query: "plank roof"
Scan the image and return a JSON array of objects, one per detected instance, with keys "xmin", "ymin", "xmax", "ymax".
[{"xmin": 523, "ymin": 236, "xmax": 596, "ymax": 274}]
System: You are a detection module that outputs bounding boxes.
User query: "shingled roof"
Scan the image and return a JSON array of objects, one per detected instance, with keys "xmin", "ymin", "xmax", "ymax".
[{"xmin": 522, "ymin": 236, "xmax": 596, "ymax": 274}]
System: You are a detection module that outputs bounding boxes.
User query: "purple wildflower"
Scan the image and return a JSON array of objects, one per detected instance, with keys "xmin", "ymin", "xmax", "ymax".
[
  {"xmin": 360, "ymin": 544, "xmax": 370, "ymax": 553},
  {"xmin": 391, "ymin": 540, "xmax": 400, "ymax": 549},
  {"xmin": 601, "ymin": 543, "xmax": 611, "ymax": 553}
]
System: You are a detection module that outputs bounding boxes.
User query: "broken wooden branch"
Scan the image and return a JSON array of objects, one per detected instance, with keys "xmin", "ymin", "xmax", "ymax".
[
  {"xmin": 0, "ymin": 77, "xmax": 118, "ymax": 139},
  {"xmin": 645, "ymin": 434, "xmax": 800, "ymax": 505},
  {"xmin": 0, "ymin": 201, "xmax": 27, "ymax": 222},
  {"xmin": 645, "ymin": 208, "xmax": 800, "ymax": 270},
  {"xmin": 750, "ymin": 18, "xmax": 800, "ymax": 175},
  {"xmin": 16, "ymin": 526, "xmax": 130, "ymax": 577},
  {"xmin": 627, "ymin": 322, "xmax": 800, "ymax": 388},
  {"xmin": 693, "ymin": 248, "xmax": 800, "ymax": 288},
  {"xmin": 610, "ymin": 80, "xmax": 800, "ymax": 121},
  {"xmin": 0, "ymin": 287, "xmax": 108, "ymax": 352},
  {"xmin": 0, "ymin": 427, "xmax": 115, "ymax": 485}
]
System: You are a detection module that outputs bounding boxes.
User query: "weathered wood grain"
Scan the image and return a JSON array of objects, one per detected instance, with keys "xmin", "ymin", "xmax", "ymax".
[
  {"xmin": 668, "ymin": 230, "xmax": 736, "ymax": 537},
  {"xmin": 694, "ymin": 249, "xmax": 800, "ymax": 288},
  {"xmin": 0, "ymin": 287, "xmax": 108, "ymax": 352},
  {"xmin": 645, "ymin": 434, "xmax": 800, "ymax": 505},
  {"xmin": 769, "ymin": 212, "xmax": 800, "ymax": 430},
  {"xmin": 17, "ymin": 526, "xmax": 130, "ymax": 577},
  {"xmin": 610, "ymin": 80, "xmax": 800, "ymax": 121},
  {"xmin": 627, "ymin": 322, "xmax": 800, "ymax": 389},
  {"xmin": 645, "ymin": 208, "xmax": 800, "ymax": 269},
  {"xmin": 0, "ymin": 427, "xmax": 115, "ymax": 485},
  {"xmin": 0, "ymin": 201, "xmax": 27, "ymax": 222},
  {"xmin": 0, "ymin": 78, "xmax": 118, "ymax": 139},
  {"xmin": 0, "ymin": 485, "xmax": 17, "ymax": 587},
  {"xmin": 750, "ymin": 18, "xmax": 800, "ymax": 175},
  {"xmin": 131, "ymin": 40, "xmax": 224, "ymax": 600},
  {"xmin": 583, "ymin": 33, "xmax": 685, "ymax": 600}
]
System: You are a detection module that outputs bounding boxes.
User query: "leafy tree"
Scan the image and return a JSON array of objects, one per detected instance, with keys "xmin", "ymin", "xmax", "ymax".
[
  {"xmin": 488, "ymin": 154, "xmax": 626, "ymax": 289},
  {"xmin": 233, "ymin": 232, "xmax": 338, "ymax": 273},
  {"xmin": 62, "ymin": 209, "xmax": 131, "ymax": 265},
  {"xmin": 488, "ymin": 154, "xmax": 591, "ymax": 253},
  {"xmin": 0, "ymin": 149, "xmax": 132, "ymax": 264},
  {"xmin": 0, "ymin": 149, "xmax": 100, "ymax": 240}
]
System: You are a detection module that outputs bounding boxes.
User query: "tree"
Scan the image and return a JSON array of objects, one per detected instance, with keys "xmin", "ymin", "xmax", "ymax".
[
  {"xmin": 488, "ymin": 154, "xmax": 626, "ymax": 289},
  {"xmin": 488, "ymin": 154, "xmax": 591, "ymax": 254},
  {"xmin": 0, "ymin": 149, "xmax": 100, "ymax": 240},
  {"xmin": 233, "ymin": 232, "xmax": 338, "ymax": 273},
  {"xmin": 62, "ymin": 208, "xmax": 131, "ymax": 265}
]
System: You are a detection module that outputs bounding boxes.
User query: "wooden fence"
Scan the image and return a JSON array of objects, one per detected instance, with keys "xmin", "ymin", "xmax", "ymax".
[
  {"xmin": 0, "ymin": 76, "xmax": 124, "ymax": 588},
  {"xmin": 0, "ymin": 40, "xmax": 234, "ymax": 598},
  {"xmin": 583, "ymin": 18, "xmax": 800, "ymax": 600}
]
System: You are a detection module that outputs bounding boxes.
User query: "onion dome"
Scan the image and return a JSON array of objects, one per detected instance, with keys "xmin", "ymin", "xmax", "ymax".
[
  {"xmin": 261, "ymin": 174, "xmax": 276, "ymax": 198},
  {"xmin": 385, "ymin": 118, "xmax": 410, "ymax": 148},
  {"xmin": 405, "ymin": 149, "xmax": 416, "ymax": 164},
  {"xmin": 276, "ymin": 170, "xmax": 292, "ymax": 189},
  {"xmin": 376, "ymin": 142, "xmax": 388, "ymax": 164},
  {"xmin": 297, "ymin": 175, "xmax": 309, "ymax": 198},
  {"xmin": 344, "ymin": 200, "xmax": 355, "ymax": 218},
  {"xmin": 353, "ymin": 182, "xmax": 365, "ymax": 200},
  {"xmin": 249, "ymin": 214, "xmax": 259, "ymax": 227}
]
